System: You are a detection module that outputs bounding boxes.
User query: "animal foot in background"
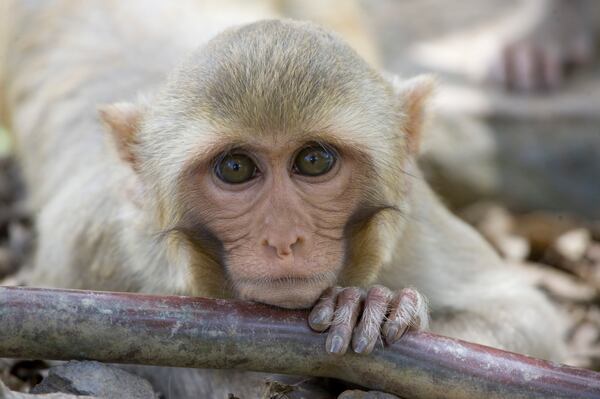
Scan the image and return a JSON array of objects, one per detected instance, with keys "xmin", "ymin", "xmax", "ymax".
[
  {"xmin": 486, "ymin": 0, "xmax": 596, "ymax": 93},
  {"xmin": 308, "ymin": 285, "xmax": 428, "ymax": 355},
  {"xmin": 489, "ymin": 35, "xmax": 594, "ymax": 92}
]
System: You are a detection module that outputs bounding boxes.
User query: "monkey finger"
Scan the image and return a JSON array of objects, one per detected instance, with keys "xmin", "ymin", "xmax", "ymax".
[
  {"xmin": 309, "ymin": 286, "xmax": 340, "ymax": 332},
  {"xmin": 383, "ymin": 288, "xmax": 428, "ymax": 346},
  {"xmin": 351, "ymin": 285, "xmax": 392, "ymax": 354},
  {"xmin": 540, "ymin": 46, "xmax": 562, "ymax": 91},
  {"xmin": 511, "ymin": 44, "xmax": 537, "ymax": 92},
  {"xmin": 326, "ymin": 287, "xmax": 362, "ymax": 355}
]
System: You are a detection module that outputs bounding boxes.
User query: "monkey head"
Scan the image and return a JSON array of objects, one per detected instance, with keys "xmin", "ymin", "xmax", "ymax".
[{"xmin": 100, "ymin": 20, "xmax": 433, "ymax": 309}]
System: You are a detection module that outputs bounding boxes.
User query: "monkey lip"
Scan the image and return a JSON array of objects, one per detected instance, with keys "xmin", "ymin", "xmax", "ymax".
[
  {"xmin": 242, "ymin": 276, "xmax": 323, "ymax": 286},
  {"xmin": 237, "ymin": 271, "xmax": 335, "ymax": 287},
  {"xmin": 235, "ymin": 275, "xmax": 333, "ymax": 309}
]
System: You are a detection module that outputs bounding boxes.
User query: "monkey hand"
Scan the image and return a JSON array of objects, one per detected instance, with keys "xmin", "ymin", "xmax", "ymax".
[
  {"xmin": 308, "ymin": 286, "xmax": 428, "ymax": 355},
  {"xmin": 487, "ymin": 2, "xmax": 595, "ymax": 92}
]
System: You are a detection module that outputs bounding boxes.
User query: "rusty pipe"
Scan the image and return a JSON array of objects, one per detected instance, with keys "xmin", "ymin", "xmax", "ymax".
[{"xmin": 0, "ymin": 286, "xmax": 598, "ymax": 399}]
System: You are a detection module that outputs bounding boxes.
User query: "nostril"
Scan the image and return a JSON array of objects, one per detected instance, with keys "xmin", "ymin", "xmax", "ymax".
[
  {"xmin": 263, "ymin": 234, "xmax": 302, "ymax": 258},
  {"xmin": 290, "ymin": 236, "xmax": 303, "ymax": 251}
]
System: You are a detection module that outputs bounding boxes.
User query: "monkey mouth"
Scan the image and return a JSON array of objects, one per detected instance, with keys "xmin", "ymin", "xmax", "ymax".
[
  {"xmin": 244, "ymin": 276, "xmax": 323, "ymax": 286},
  {"xmin": 236, "ymin": 271, "xmax": 336, "ymax": 286},
  {"xmin": 234, "ymin": 274, "xmax": 334, "ymax": 309}
]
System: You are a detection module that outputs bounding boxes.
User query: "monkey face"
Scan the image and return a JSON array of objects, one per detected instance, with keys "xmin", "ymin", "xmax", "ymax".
[
  {"xmin": 100, "ymin": 20, "xmax": 431, "ymax": 309},
  {"xmin": 180, "ymin": 138, "xmax": 364, "ymax": 309}
]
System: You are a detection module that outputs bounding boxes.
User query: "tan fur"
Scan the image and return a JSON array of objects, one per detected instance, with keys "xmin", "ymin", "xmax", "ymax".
[{"xmin": 2, "ymin": 1, "xmax": 565, "ymax": 397}]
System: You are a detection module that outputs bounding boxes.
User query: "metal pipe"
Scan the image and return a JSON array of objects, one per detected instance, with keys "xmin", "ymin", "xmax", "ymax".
[{"xmin": 0, "ymin": 286, "xmax": 598, "ymax": 399}]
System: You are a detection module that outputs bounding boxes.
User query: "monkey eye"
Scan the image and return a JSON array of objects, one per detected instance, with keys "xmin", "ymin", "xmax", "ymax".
[
  {"xmin": 215, "ymin": 153, "xmax": 258, "ymax": 184},
  {"xmin": 293, "ymin": 144, "xmax": 336, "ymax": 177}
]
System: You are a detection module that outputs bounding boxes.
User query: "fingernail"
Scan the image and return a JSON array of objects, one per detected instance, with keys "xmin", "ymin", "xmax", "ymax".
[
  {"xmin": 327, "ymin": 335, "xmax": 344, "ymax": 354},
  {"xmin": 354, "ymin": 337, "xmax": 369, "ymax": 354},
  {"xmin": 309, "ymin": 312, "xmax": 323, "ymax": 326},
  {"xmin": 386, "ymin": 326, "xmax": 399, "ymax": 343}
]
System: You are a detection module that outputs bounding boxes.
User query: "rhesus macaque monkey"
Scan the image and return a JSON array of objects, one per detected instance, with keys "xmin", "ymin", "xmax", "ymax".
[
  {"xmin": 1, "ymin": 0, "xmax": 564, "ymax": 397},
  {"xmin": 488, "ymin": 0, "xmax": 599, "ymax": 92}
]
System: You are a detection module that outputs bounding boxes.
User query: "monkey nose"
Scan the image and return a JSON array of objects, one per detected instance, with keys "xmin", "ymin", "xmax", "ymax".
[{"xmin": 262, "ymin": 233, "xmax": 303, "ymax": 259}]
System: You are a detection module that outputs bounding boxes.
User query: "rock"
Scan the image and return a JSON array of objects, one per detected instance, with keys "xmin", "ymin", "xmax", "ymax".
[
  {"xmin": 8, "ymin": 360, "xmax": 48, "ymax": 390},
  {"xmin": 260, "ymin": 379, "xmax": 335, "ymax": 399},
  {"xmin": 495, "ymin": 236, "xmax": 529, "ymax": 263},
  {"xmin": 8, "ymin": 221, "xmax": 33, "ymax": 261},
  {"xmin": 0, "ymin": 246, "xmax": 14, "ymax": 278},
  {"xmin": 460, "ymin": 202, "xmax": 514, "ymax": 234},
  {"xmin": 565, "ymin": 314, "xmax": 600, "ymax": 369},
  {"xmin": 338, "ymin": 390, "xmax": 400, "ymax": 399},
  {"xmin": 460, "ymin": 202, "xmax": 530, "ymax": 262},
  {"xmin": 552, "ymin": 229, "xmax": 592, "ymax": 263},
  {"xmin": 570, "ymin": 321, "xmax": 600, "ymax": 354},
  {"xmin": 0, "ymin": 380, "xmax": 92, "ymax": 398},
  {"xmin": 543, "ymin": 228, "xmax": 599, "ymax": 284},
  {"xmin": 586, "ymin": 243, "xmax": 600, "ymax": 265},
  {"xmin": 516, "ymin": 262, "xmax": 597, "ymax": 303},
  {"xmin": 542, "ymin": 228, "xmax": 600, "ymax": 289},
  {"xmin": 514, "ymin": 212, "xmax": 580, "ymax": 257},
  {"xmin": 31, "ymin": 361, "xmax": 156, "ymax": 399}
]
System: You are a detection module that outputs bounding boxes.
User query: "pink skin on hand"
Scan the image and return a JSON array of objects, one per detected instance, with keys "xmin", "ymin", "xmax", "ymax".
[
  {"xmin": 488, "ymin": 0, "xmax": 596, "ymax": 92},
  {"xmin": 309, "ymin": 285, "xmax": 428, "ymax": 355}
]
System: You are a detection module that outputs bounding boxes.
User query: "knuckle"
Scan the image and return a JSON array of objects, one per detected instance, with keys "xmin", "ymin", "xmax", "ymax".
[
  {"xmin": 370, "ymin": 284, "xmax": 389, "ymax": 293},
  {"xmin": 362, "ymin": 319, "xmax": 383, "ymax": 340},
  {"xmin": 322, "ymin": 286, "xmax": 341, "ymax": 299},
  {"xmin": 399, "ymin": 287, "xmax": 419, "ymax": 302},
  {"xmin": 363, "ymin": 300, "xmax": 388, "ymax": 324},
  {"xmin": 392, "ymin": 288, "xmax": 429, "ymax": 330},
  {"xmin": 340, "ymin": 286, "xmax": 362, "ymax": 302},
  {"xmin": 368, "ymin": 285, "xmax": 393, "ymax": 302},
  {"xmin": 333, "ymin": 302, "xmax": 356, "ymax": 326}
]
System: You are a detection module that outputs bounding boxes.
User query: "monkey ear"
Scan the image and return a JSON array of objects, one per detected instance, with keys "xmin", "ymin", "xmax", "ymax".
[
  {"xmin": 98, "ymin": 102, "xmax": 141, "ymax": 167},
  {"xmin": 391, "ymin": 74, "xmax": 436, "ymax": 154}
]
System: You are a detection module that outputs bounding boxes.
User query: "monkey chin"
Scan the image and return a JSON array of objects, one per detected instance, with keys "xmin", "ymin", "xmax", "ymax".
[{"xmin": 236, "ymin": 280, "xmax": 328, "ymax": 309}]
